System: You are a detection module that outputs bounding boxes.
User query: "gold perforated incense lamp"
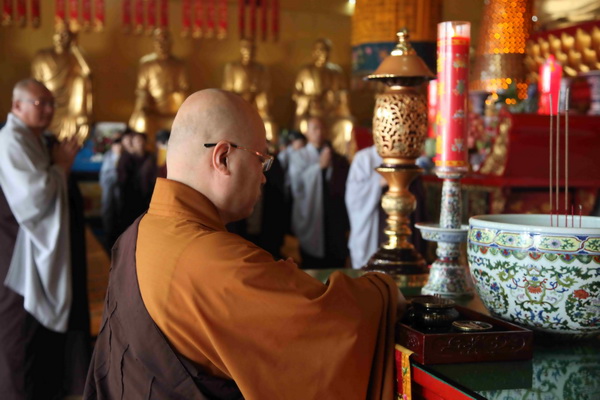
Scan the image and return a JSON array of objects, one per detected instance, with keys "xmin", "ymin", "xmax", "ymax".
[{"xmin": 363, "ymin": 29, "xmax": 434, "ymax": 287}]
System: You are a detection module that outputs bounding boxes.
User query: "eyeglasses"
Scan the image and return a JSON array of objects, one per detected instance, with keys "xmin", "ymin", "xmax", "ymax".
[
  {"xmin": 21, "ymin": 99, "xmax": 55, "ymax": 108},
  {"xmin": 204, "ymin": 142, "xmax": 274, "ymax": 172}
]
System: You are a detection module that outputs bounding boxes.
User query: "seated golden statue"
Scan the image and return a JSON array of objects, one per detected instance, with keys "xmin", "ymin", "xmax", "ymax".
[
  {"xmin": 129, "ymin": 29, "xmax": 188, "ymax": 147},
  {"xmin": 293, "ymin": 38, "xmax": 355, "ymax": 158},
  {"xmin": 31, "ymin": 24, "xmax": 92, "ymax": 144},
  {"xmin": 222, "ymin": 38, "xmax": 277, "ymax": 143}
]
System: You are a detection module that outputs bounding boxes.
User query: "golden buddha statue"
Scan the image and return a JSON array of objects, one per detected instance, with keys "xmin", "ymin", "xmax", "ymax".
[
  {"xmin": 31, "ymin": 24, "xmax": 93, "ymax": 144},
  {"xmin": 222, "ymin": 38, "xmax": 277, "ymax": 143},
  {"xmin": 535, "ymin": 0, "xmax": 600, "ymax": 30},
  {"xmin": 129, "ymin": 29, "xmax": 188, "ymax": 147},
  {"xmin": 293, "ymin": 38, "xmax": 355, "ymax": 158}
]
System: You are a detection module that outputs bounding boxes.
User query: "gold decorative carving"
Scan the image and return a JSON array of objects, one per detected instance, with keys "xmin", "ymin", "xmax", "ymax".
[{"xmin": 373, "ymin": 90, "xmax": 428, "ymax": 163}]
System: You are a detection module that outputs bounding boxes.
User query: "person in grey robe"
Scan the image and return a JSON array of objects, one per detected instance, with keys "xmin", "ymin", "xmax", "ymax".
[
  {"xmin": 288, "ymin": 117, "xmax": 349, "ymax": 269},
  {"xmin": 0, "ymin": 79, "xmax": 84, "ymax": 399}
]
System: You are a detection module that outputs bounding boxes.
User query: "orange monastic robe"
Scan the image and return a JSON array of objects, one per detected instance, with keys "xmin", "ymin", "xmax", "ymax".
[{"xmin": 137, "ymin": 178, "xmax": 398, "ymax": 399}]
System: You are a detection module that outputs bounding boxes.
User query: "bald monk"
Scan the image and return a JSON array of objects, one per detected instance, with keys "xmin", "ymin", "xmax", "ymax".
[{"xmin": 84, "ymin": 89, "xmax": 404, "ymax": 400}]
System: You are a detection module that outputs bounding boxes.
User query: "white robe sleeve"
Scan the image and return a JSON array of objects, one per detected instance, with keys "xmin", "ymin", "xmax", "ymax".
[
  {"xmin": 345, "ymin": 146, "xmax": 383, "ymax": 269},
  {"xmin": 0, "ymin": 115, "xmax": 71, "ymax": 332}
]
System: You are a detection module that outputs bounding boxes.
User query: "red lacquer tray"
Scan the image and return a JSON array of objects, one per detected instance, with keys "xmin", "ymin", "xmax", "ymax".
[{"xmin": 396, "ymin": 306, "xmax": 533, "ymax": 364}]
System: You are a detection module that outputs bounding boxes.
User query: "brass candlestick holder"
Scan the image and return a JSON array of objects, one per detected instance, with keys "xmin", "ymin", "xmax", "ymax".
[{"xmin": 363, "ymin": 30, "xmax": 434, "ymax": 288}]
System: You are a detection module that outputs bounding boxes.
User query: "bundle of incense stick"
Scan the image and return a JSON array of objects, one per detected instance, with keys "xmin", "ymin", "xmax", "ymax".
[{"xmin": 548, "ymin": 89, "xmax": 582, "ymax": 228}]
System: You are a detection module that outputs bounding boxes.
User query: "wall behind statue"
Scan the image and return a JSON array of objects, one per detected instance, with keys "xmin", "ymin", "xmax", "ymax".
[
  {"xmin": 0, "ymin": 0, "xmax": 483, "ymax": 133},
  {"xmin": 0, "ymin": 0, "xmax": 353, "ymax": 131}
]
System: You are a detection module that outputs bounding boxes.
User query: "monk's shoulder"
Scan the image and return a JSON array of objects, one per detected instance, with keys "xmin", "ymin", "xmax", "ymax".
[{"xmin": 179, "ymin": 230, "xmax": 271, "ymax": 266}]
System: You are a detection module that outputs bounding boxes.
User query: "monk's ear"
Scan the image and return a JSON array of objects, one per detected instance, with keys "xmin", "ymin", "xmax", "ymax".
[
  {"xmin": 12, "ymin": 99, "xmax": 23, "ymax": 114},
  {"xmin": 211, "ymin": 141, "xmax": 232, "ymax": 176}
]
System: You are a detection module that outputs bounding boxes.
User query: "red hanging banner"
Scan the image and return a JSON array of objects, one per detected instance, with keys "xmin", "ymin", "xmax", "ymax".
[
  {"xmin": 15, "ymin": 0, "xmax": 25, "ymax": 27},
  {"xmin": 122, "ymin": 0, "xmax": 131, "ymax": 32},
  {"xmin": 193, "ymin": 0, "xmax": 204, "ymax": 38},
  {"xmin": 238, "ymin": 0, "xmax": 244, "ymax": 39},
  {"xmin": 272, "ymin": 0, "xmax": 279, "ymax": 41},
  {"xmin": 217, "ymin": 0, "xmax": 226, "ymax": 39},
  {"xmin": 94, "ymin": 0, "xmax": 105, "ymax": 31},
  {"xmin": 82, "ymin": 0, "xmax": 92, "ymax": 30},
  {"xmin": 159, "ymin": 0, "xmax": 167, "ymax": 28},
  {"xmin": 56, "ymin": 0, "xmax": 67, "ymax": 28},
  {"xmin": 31, "ymin": 0, "xmax": 40, "ymax": 28},
  {"xmin": 181, "ymin": 0, "xmax": 191, "ymax": 36},
  {"xmin": 133, "ymin": 0, "xmax": 143, "ymax": 33},
  {"xmin": 2, "ymin": 0, "xmax": 13, "ymax": 26},
  {"xmin": 261, "ymin": 0, "xmax": 268, "ymax": 41},
  {"xmin": 68, "ymin": 0, "xmax": 79, "ymax": 31},
  {"xmin": 147, "ymin": 0, "xmax": 156, "ymax": 33},
  {"xmin": 206, "ymin": 0, "xmax": 215, "ymax": 38},
  {"xmin": 249, "ymin": 0, "xmax": 256, "ymax": 39}
]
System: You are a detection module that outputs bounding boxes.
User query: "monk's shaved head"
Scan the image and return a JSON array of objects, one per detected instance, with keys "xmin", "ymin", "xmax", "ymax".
[
  {"xmin": 166, "ymin": 89, "xmax": 267, "ymax": 223},
  {"xmin": 12, "ymin": 78, "xmax": 49, "ymax": 102},
  {"xmin": 168, "ymin": 89, "xmax": 265, "ymax": 175}
]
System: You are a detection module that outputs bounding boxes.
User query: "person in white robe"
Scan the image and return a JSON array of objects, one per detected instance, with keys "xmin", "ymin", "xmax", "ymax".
[
  {"xmin": 288, "ymin": 117, "xmax": 349, "ymax": 269},
  {"xmin": 0, "ymin": 79, "xmax": 79, "ymax": 399},
  {"xmin": 345, "ymin": 145, "xmax": 387, "ymax": 269},
  {"xmin": 345, "ymin": 145, "xmax": 429, "ymax": 270}
]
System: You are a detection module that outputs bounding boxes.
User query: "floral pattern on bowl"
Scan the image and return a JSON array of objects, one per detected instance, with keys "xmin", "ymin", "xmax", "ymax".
[{"xmin": 468, "ymin": 214, "xmax": 600, "ymax": 338}]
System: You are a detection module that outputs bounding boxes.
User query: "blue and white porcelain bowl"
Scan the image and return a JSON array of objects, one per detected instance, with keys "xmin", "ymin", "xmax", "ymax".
[{"xmin": 467, "ymin": 214, "xmax": 600, "ymax": 338}]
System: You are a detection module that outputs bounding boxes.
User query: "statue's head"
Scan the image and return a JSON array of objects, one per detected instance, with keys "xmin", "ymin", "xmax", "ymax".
[
  {"xmin": 53, "ymin": 24, "xmax": 74, "ymax": 53},
  {"xmin": 240, "ymin": 37, "xmax": 256, "ymax": 65},
  {"xmin": 312, "ymin": 38, "xmax": 332, "ymax": 67},
  {"xmin": 153, "ymin": 28, "xmax": 172, "ymax": 59}
]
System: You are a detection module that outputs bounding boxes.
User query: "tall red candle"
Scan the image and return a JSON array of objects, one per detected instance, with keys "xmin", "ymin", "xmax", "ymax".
[
  {"xmin": 31, "ymin": 0, "xmax": 41, "ymax": 28},
  {"xmin": 16, "ymin": 0, "xmax": 25, "ymax": 27},
  {"xmin": 217, "ymin": 0, "xmax": 227, "ymax": 39},
  {"xmin": 206, "ymin": 0, "xmax": 215, "ymax": 37},
  {"xmin": 193, "ymin": 0, "xmax": 204, "ymax": 38},
  {"xmin": 134, "ymin": 0, "xmax": 143, "ymax": 34},
  {"xmin": 271, "ymin": 0, "xmax": 278, "ymax": 41},
  {"xmin": 435, "ymin": 21, "xmax": 470, "ymax": 170},
  {"xmin": 2, "ymin": 0, "xmax": 13, "ymax": 26},
  {"xmin": 538, "ymin": 55, "xmax": 562, "ymax": 115},
  {"xmin": 56, "ymin": 0, "xmax": 67, "ymax": 28},
  {"xmin": 159, "ymin": 0, "xmax": 168, "ymax": 28},
  {"xmin": 95, "ymin": 0, "xmax": 105, "ymax": 31},
  {"xmin": 69, "ymin": 0, "xmax": 79, "ymax": 30},
  {"xmin": 428, "ymin": 79, "xmax": 438, "ymax": 139},
  {"xmin": 122, "ymin": 0, "xmax": 132, "ymax": 32},
  {"xmin": 249, "ymin": 0, "xmax": 256, "ymax": 38},
  {"xmin": 147, "ymin": 0, "xmax": 157, "ymax": 32},
  {"xmin": 261, "ymin": 0, "xmax": 268, "ymax": 41},
  {"xmin": 82, "ymin": 0, "xmax": 92, "ymax": 29},
  {"xmin": 181, "ymin": 0, "xmax": 191, "ymax": 36}
]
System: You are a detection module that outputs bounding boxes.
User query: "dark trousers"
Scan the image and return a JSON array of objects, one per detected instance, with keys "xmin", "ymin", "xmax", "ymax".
[{"xmin": 0, "ymin": 286, "xmax": 65, "ymax": 400}]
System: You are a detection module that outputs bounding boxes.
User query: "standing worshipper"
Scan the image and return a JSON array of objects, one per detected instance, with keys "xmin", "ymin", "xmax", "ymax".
[
  {"xmin": 288, "ymin": 117, "xmax": 350, "ymax": 269},
  {"xmin": 117, "ymin": 132, "xmax": 157, "ymax": 231},
  {"xmin": 85, "ymin": 89, "xmax": 403, "ymax": 400},
  {"xmin": 346, "ymin": 145, "xmax": 428, "ymax": 269},
  {"xmin": 99, "ymin": 131, "xmax": 124, "ymax": 252},
  {"xmin": 345, "ymin": 145, "xmax": 387, "ymax": 269},
  {"xmin": 0, "ymin": 79, "xmax": 88, "ymax": 399}
]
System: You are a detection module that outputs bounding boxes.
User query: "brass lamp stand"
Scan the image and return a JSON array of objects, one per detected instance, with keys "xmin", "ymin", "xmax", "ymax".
[{"xmin": 362, "ymin": 30, "xmax": 434, "ymax": 288}]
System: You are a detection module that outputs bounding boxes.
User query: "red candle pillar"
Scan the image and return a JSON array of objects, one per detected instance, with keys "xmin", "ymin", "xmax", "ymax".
[
  {"xmin": 428, "ymin": 79, "xmax": 438, "ymax": 139},
  {"xmin": 538, "ymin": 55, "xmax": 562, "ymax": 115},
  {"xmin": 435, "ymin": 21, "xmax": 470, "ymax": 172}
]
